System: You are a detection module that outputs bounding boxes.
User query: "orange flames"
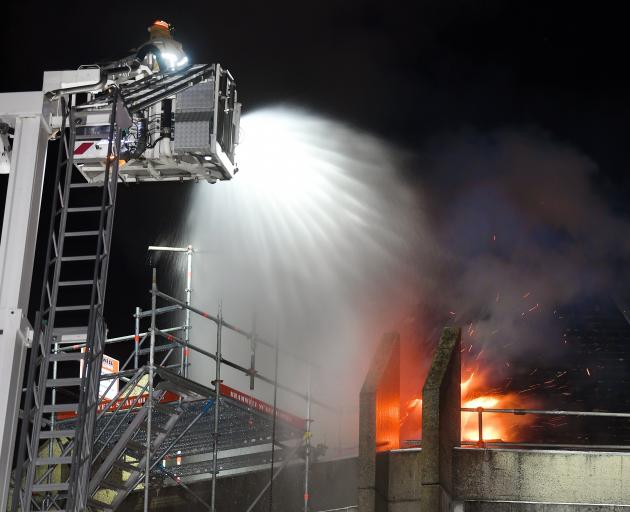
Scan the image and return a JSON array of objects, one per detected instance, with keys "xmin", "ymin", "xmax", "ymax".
[
  {"xmin": 401, "ymin": 369, "xmax": 537, "ymax": 443},
  {"xmin": 460, "ymin": 370, "xmax": 536, "ymax": 442}
]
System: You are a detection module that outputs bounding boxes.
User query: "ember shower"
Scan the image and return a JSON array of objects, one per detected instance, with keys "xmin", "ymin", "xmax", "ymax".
[{"xmin": 170, "ymin": 108, "xmax": 630, "ymax": 454}]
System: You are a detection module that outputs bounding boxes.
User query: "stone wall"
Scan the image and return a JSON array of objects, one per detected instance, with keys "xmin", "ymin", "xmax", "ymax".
[
  {"xmin": 454, "ymin": 447, "xmax": 630, "ymax": 506},
  {"xmin": 358, "ymin": 332, "xmax": 401, "ymax": 512},
  {"xmin": 420, "ymin": 327, "xmax": 462, "ymax": 511}
]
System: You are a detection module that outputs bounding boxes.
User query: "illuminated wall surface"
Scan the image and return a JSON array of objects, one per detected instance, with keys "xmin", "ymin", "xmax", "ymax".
[{"xmin": 375, "ymin": 345, "xmax": 400, "ymax": 452}]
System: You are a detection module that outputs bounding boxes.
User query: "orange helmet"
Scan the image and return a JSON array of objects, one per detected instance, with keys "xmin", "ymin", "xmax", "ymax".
[{"xmin": 148, "ymin": 20, "xmax": 174, "ymax": 39}]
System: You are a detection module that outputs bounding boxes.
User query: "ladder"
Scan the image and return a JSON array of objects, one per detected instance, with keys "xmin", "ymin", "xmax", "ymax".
[
  {"xmin": 87, "ymin": 368, "xmax": 212, "ymax": 511},
  {"xmin": 12, "ymin": 92, "xmax": 124, "ymax": 511}
]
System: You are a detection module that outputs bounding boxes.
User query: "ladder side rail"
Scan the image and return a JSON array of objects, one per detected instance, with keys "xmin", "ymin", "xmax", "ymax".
[
  {"xmin": 12, "ymin": 101, "xmax": 74, "ymax": 511},
  {"xmin": 68, "ymin": 92, "xmax": 121, "ymax": 511}
]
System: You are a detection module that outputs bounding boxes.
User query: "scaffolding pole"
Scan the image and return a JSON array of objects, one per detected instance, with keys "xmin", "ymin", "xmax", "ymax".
[
  {"xmin": 144, "ymin": 269, "xmax": 157, "ymax": 512},
  {"xmin": 304, "ymin": 365, "xmax": 312, "ymax": 512},
  {"xmin": 245, "ymin": 441, "xmax": 305, "ymax": 512},
  {"xmin": 184, "ymin": 245, "xmax": 192, "ymax": 378},
  {"xmin": 135, "ymin": 306, "xmax": 141, "ymax": 369},
  {"xmin": 269, "ymin": 333, "xmax": 280, "ymax": 512},
  {"xmin": 210, "ymin": 302, "xmax": 222, "ymax": 512},
  {"xmin": 147, "ymin": 244, "xmax": 193, "ymax": 378}
]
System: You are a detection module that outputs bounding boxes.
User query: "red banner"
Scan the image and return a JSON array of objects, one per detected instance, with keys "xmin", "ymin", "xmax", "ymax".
[
  {"xmin": 57, "ymin": 384, "xmax": 305, "ymax": 431},
  {"xmin": 220, "ymin": 383, "xmax": 306, "ymax": 431}
]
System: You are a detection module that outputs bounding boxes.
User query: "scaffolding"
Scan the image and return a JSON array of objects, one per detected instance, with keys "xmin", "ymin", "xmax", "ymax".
[{"xmin": 25, "ymin": 244, "xmax": 319, "ymax": 511}]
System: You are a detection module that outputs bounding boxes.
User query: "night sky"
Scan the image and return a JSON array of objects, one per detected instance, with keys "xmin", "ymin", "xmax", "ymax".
[
  {"xmin": 1, "ymin": 1, "xmax": 630, "ymax": 433},
  {"xmin": 3, "ymin": 1, "xmax": 629, "ymax": 213},
  {"xmin": 2, "ymin": 1, "xmax": 629, "ymax": 174}
]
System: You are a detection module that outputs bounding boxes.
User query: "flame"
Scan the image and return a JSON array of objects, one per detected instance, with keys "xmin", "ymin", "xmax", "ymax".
[
  {"xmin": 402, "ymin": 369, "xmax": 536, "ymax": 443},
  {"xmin": 461, "ymin": 370, "xmax": 536, "ymax": 442}
]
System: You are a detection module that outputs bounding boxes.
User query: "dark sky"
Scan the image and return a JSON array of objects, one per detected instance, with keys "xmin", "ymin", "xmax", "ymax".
[
  {"xmin": 3, "ymin": 1, "xmax": 629, "ymax": 192},
  {"xmin": 3, "ymin": 1, "xmax": 629, "ymax": 162},
  {"xmin": 2, "ymin": 0, "xmax": 629, "ymax": 335}
]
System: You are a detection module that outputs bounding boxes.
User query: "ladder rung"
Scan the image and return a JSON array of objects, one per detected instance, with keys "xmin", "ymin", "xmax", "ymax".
[
  {"xmin": 50, "ymin": 351, "xmax": 86, "ymax": 362},
  {"xmin": 35, "ymin": 456, "xmax": 72, "ymax": 465},
  {"xmin": 125, "ymin": 440, "xmax": 147, "ymax": 454},
  {"xmin": 46, "ymin": 378, "xmax": 82, "ymax": 387},
  {"xmin": 56, "ymin": 305, "xmax": 92, "ymax": 311},
  {"xmin": 87, "ymin": 498, "xmax": 114, "ymax": 511},
  {"xmin": 39, "ymin": 429, "xmax": 76, "ymax": 439},
  {"xmin": 60, "ymin": 255, "xmax": 97, "ymax": 262},
  {"xmin": 67, "ymin": 206, "xmax": 105, "ymax": 213},
  {"xmin": 100, "ymin": 479, "xmax": 128, "ymax": 492},
  {"xmin": 138, "ymin": 422, "xmax": 168, "ymax": 435},
  {"xmin": 70, "ymin": 182, "xmax": 102, "ymax": 188},
  {"xmin": 43, "ymin": 403, "xmax": 78, "ymax": 413},
  {"xmin": 153, "ymin": 402, "xmax": 182, "ymax": 416},
  {"xmin": 113, "ymin": 459, "xmax": 141, "ymax": 472},
  {"xmin": 65, "ymin": 230, "xmax": 100, "ymax": 237},
  {"xmin": 59, "ymin": 280, "xmax": 94, "ymax": 286},
  {"xmin": 157, "ymin": 379, "xmax": 207, "ymax": 400},
  {"xmin": 32, "ymin": 482, "xmax": 69, "ymax": 492}
]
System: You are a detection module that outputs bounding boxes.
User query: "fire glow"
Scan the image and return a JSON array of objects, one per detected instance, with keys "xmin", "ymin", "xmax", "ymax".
[{"xmin": 402, "ymin": 369, "xmax": 537, "ymax": 443}]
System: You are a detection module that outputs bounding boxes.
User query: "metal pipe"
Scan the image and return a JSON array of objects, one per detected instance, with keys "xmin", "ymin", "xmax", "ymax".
[
  {"xmin": 135, "ymin": 307, "xmax": 140, "ymax": 370},
  {"xmin": 130, "ymin": 399, "xmax": 215, "ymax": 490},
  {"xmin": 460, "ymin": 408, "xmax": 630, "ymax": 418},
  {"xmin": 151, "ymin": 289, "xmax": 339, "ymax": 408},
  {"xmin": 313, "ymin": 508, "xmax": 359, "ymax": 512},
  {"xmin": 47, "ymin": 341, "xmax": 59, "ymax": 491},
  {"xmin": 144, "ymin": 269, "xmax": 157, "ymax": 512},
  {"xmin": 152, "ymin": 328, "xmax": 335, "ymax": 410},
  {"xmin": 459, "ymin": 441, "xmax": 630, "ymax": 451},
  {"xmin": 157, "ymin": 466, "xmax": 212, "ymax": 511},
  {"xmin": 313, "ymin": 508, "xmax": 358, "ymax": 512},
  {"xmin": 136, "ymin": 305, "xmax": 182, "ymax": 318},
  {"xmin": 477, "ymin": 407, "xmax": 484, "ymax": 448},
  {"xmin": 147, "ymin": 245, "xmax": 189, "ymax": 252},
  {"xmin": 304, "ymin": 365, "xmax": 312, "ymax": 512},
  {"xmin": 152, "ymin": 285, "xmax": 348, "ymax": 396},
  {"xmin": 92, "ymin": 380, "xmax": 150, "ymax": 462},
  {"xmin": 245, "ymin": 441, "xmax": 304, "ymax": 512},
  {"xmin": 249, "ymin": 315, "xmax": 257, "ymax": 390},
  {"xmin": 103, "ymin": 325, "xmax": 182, "ymax": 344},
  {"xmin": 269, "ymin": 334, "xmax": 280, "ymax": 512},
  {"xmin": 184, "ymin": 245, "xmax": 192, "ymax": 378},
  {"xmin": 210, "ymin": 302, "xmax": 222, "ymax": 512}
]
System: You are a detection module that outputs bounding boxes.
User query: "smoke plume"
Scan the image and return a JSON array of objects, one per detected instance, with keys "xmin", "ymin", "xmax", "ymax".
[{"xmin": 179, "ymin": 108, "xmax": 628, "ymax": 456}]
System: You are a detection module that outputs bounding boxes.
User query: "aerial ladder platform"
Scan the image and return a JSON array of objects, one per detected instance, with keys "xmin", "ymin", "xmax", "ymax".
[{"xmin": 0, "ymin": 20, "xmax": 240, "ymax": 512}]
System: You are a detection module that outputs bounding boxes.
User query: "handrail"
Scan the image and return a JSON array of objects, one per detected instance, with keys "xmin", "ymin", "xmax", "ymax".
[
  {"xmin": 461, "ymin": 406, "xmax": 630, "ymax": 448},
  {"xmin": 153, "ymin": 289, "xmax": 310, "ymax": 366},
  {"xmin": 152, "ymin": 328, "xmax": 336, "ymax": 411},
  {"xmin": 460, "ymin": 441, "xmax": 630, "ymax": 451},
  {"xmin": 461, "ymin": 407, "xmax": 630, "ymax": 418}
]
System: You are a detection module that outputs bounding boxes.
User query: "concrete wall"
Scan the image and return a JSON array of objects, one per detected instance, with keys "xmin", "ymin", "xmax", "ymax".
[
  {"xmin": 387, "ymin": 449, "xmax": 422, "ymax": 512},
  {"xmin": 359, "ymin": 327, "xmax": 630, "ymax": 510},
  {"xmin": 359, "ymin": 332, "xmax": 401, "ymax": 512},
  {"xmin": 454, "ymin": 447, "xmax": 630, "ymax": 507},
  {"xmin": 381, "ymin": 447, "xmax": 630, "ymax": 510},
  {"xmin": 421, "ymin": 327, "xmax": 461, "ymax": 511},
  {"xmin": 464, "ymin": 502, "xmax": 630, "ymax": 511}
]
